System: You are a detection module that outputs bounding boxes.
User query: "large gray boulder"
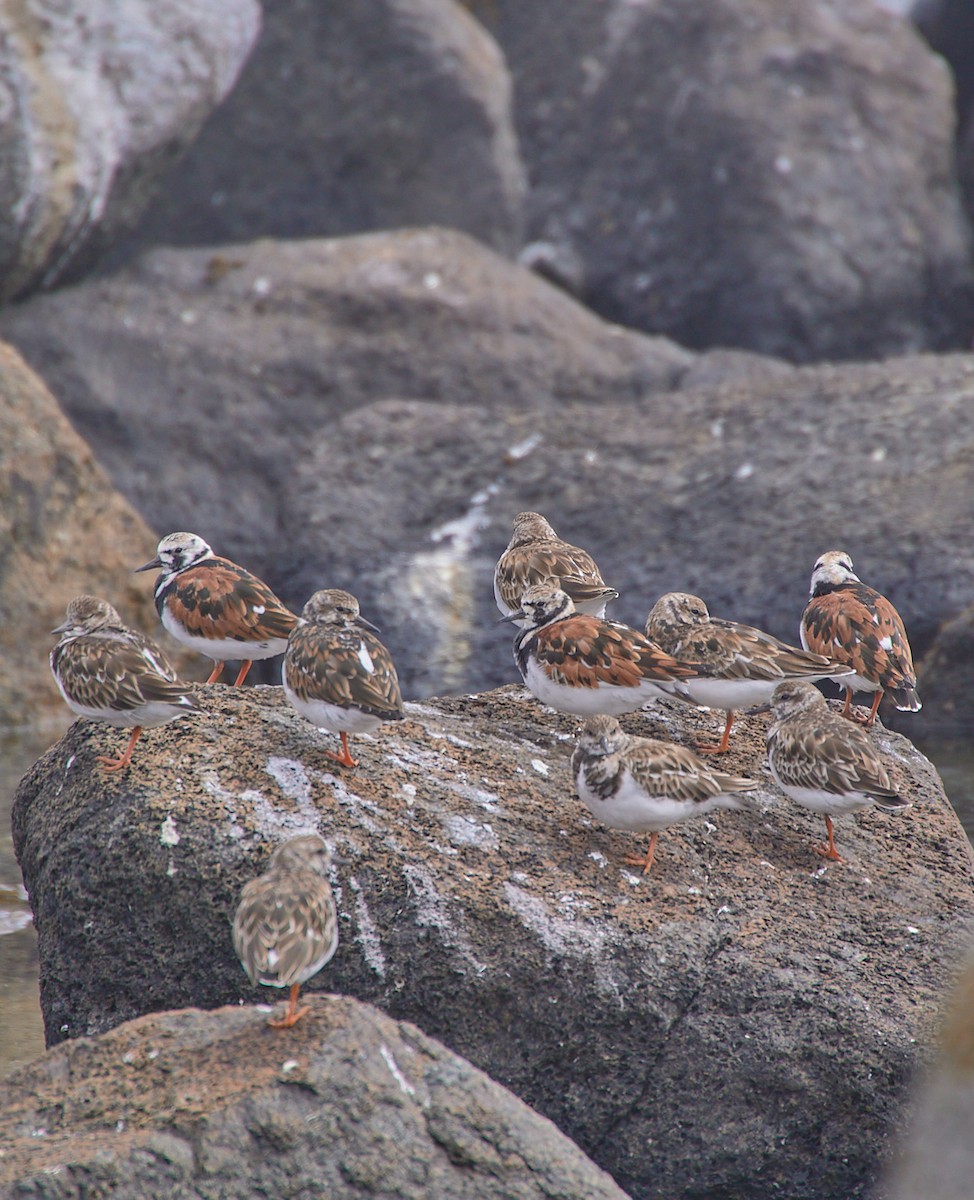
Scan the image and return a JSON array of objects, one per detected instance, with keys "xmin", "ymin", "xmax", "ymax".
[
  {"xmin": 125, "ymin": 0, "xmax": 526, "ymax": 257},
  {"xmin": 0, "ymin": 997, "xmax": 629, "ymax": 1200},
  {"xmin": 481, "ymin": 0, "xmax": 974, "ymax": 361},
  {"xmin": 0, "ymin": 0, "xmax": 260, "ymax": 303},
  {"xmin": 1, "ymin": 231, "xmax": 972, "ymax": 732},
  {"xmin": 13, "ymin": 682, "xmax": 974, "ymax": 1198}
]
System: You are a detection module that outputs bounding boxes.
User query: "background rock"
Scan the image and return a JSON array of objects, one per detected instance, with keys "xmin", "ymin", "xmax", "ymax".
[
  {"xmin": 471, "ymin": 0, "xmax": 974, "ymax": 361},
  {"xmin": 121, "ymin": 0, "xmax": 526, "ymax": 258},
  {"xmin": 13, "ymin": 683, "xmax": 974, "ymax": 1198},
  {"xmin": 0, "ymin": 997, "xmax": 629, "ymax": 1200},
  {"xmin": 885, "ymin": 948, "xmax": 974, "ymax": 1200},
  {"xmin": 0, "ymin": 0, "xmax": 260, "ymax": 304},
  {"xmin": 0, "ymin": 232, "xmax": 971, "ymax": 730},
  {"xmin": 0, "ymin": 339, "xmax": 166, "ymax": 726}
]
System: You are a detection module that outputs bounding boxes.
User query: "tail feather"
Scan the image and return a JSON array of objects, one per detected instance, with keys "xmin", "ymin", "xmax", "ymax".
[
  {"xmin": 873, "ymin": 793, "xmax": 911, "ymax": 813},
  {"xmin": 888, "ymin": 687, "xmax": 921, "ymax": 713}
]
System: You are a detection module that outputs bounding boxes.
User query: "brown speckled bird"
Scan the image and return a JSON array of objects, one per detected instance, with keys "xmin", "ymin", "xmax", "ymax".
[
  {"xmin": 572, "ymin": 715, "xmax": 760, "ymax": 874},
  {"xmin": 136, "ymin": 532, "xmax": 298, "ymax": 686},
  {"xmin": 232, "ymin": 835, "xmax": 338, "ymax": 1029},
  {"xmin": 800, "ymin": 550, "xmax": 920, "ymax": 728},
  {"xmin": 50, "ymin": 595, "xmax": 197, "ymax": 772},
  {"xmin": 503, "ymin": 583, "xmax": 708, "ymax": 715},
  {"xmin": 764, "ymin": 679, "xmax": 910, "ymax": 863},
  {"xmin": 282, "ymin": 589, "xmax": 403, "ymax": 768},
  {"xmin": 494, "ymin": 511, "xmax": 619, "ymax": 620},
  {"xmin": 645, "ymin": 591, "xmax": 854, "ymax": 753}
]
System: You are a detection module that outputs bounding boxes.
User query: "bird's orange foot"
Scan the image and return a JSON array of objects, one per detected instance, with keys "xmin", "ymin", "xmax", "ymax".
[
  {"xmin": 95, "ymin": 754, "xmax": 130, "ymax": 773},
  {"xmin": 813, "ymin": 844, "xmax": 845, "ymax": 863},
  {"xmin": 268, "ymin": 1004, "xmax": 311, "ymax": 1029},
  {"xmin": 324, "ymin": 748, "xmax": 358, "ymax": 768},
  {"xmin": 694, "ymin": 741, "xmax": 728, "ymax": 755}
]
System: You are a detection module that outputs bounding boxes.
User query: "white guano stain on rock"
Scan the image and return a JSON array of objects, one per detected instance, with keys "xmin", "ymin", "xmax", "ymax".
[
  {"xmin": 503, "ymin": 882, "xmax": 623, "ymax": 1001},
  {"xmin": 403, "ymin": 863, "xmax": 487, "ymax": 976},
  {"xmin": 379, "ymin": 1044, "xmax": 416, "ymax": 1097},
  {"xmin": 159, "ymin": 815, "xmax": 180, "ymax": 846},
  {"xmin": 346, "ymin": 875, "xmax": 387, "ymax": 979},
  {"xmin": 442, "ymin": 814, "xmax": 499, "ymax": 852}
]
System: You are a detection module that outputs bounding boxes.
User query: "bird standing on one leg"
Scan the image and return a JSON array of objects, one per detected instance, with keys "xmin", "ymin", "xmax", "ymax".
[
  {"xmin": 232, "ymin": 835, "xmax": 339, "ymax": 1029},
  {"xmin": 283, "ymin": 589, "xmax": 403, "ymax": 768},
  {"xmin": 136, "ymin": 531, "xmax": 297, "ymax": 686},
  {"xmin": 800, "ymin": 549, "xmax": 920, "ymax": 728},
  {"xmin": 50, "ymin": 595, "xmax": 198, "ymax": 772}
]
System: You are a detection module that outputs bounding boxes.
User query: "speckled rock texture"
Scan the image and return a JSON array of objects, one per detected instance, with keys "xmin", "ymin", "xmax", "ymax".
[
  {"xmin": 1, "ymin": 231, "xmax": 972, "ymax": 730},
  {"xmin": 13, "ymin": 683, "xmax": 974, "ymax": 1198},
  {"xmin": 0, "ymin": 0, "xmax": 260, "ymax": 302},
  {"xmin": 0, "ymin": 996, "xmax": 629, "ymax": 1200},
  {"xmin": 0, "ymin": 339, "xmax": 166, "ymax": 726}
]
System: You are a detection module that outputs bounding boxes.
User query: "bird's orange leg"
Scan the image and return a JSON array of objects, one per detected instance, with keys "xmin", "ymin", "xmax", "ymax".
[
  {"xmin": 860, "ymin": 691, "xmax": 883, "ymax": 729},
  {"xmin": 96, "ymin": 727, "xmax": 143, "ymax": 773},
  {"xmin": 813, "ymin": 816, "xmax": 845, "ymax": 863},
  {"xmin": 268, "ymin": 983, "xmax": 310, "ymax": 1029},
  {"xmin": 623, "ymin": 832, "xmax": 660, "ymax": 876},
  {"xmin": 696, "ymin": 711, "xmax": 735, "ymax": 754},
  {"xmin": 840, "ymin": 689, "xmax": 854, "ymax": 719},
  {"xmin": 324, "ymin": 732, "xmax": 358, "ymax": 768},
  {"xmin": 232, "ymin": 660, "xmax": 254, "ymax": 687},
  {"xmin": 206, "ymin": 661, "xmax": 226, "ymax": 684}
]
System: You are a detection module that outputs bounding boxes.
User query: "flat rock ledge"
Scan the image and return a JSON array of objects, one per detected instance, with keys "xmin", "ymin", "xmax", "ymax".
[
  {"xmin": 13, "ymin": 684, "xmax": 974, "ymax": 1199},
  {"xmin": 0, "ymin": 995, "xmax": 627, "ymax": 1200}
]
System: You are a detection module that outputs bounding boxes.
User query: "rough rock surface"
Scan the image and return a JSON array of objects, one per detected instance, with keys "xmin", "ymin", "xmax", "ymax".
[
  {"xmin": 0, "ymin": 0, "xmax": 260, "ymax": 303},
  {"xmin": 124, "ymin": 0, "xmax": 526, "ymax": 257},
  {"xmin": 13, "ymin": 683, "xmax": 974, "ymax": 1198},
  {"xmin": 0, "ymin": 997, "xmax": 629, "ymax": 1200},
  {"xmin": 0, "ymin": 339, "xmax": 167, "ymax": 726},
  {"xmin": 475, "ymin": 0, "xmax": 974, "ymax": 361},
  {"xmin": 1, "ymin": 232, "xmax": 972, "ymax": 727}
]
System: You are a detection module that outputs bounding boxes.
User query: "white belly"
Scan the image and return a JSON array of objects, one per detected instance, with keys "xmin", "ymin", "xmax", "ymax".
[
  {"xmin": 769, "ymin": 760, "xmax": 873, "ymax": 816},
  {"xmin": 680, "ymin": 676, "xmax": 788, "ymax": 712},
  {"xmin": 162, "ymin": 606, "xmax": 287, "ymax": 662},
  {"xmin": 283, "ymin": 682, "xmax": 383, "ymax": 735},
  {"xmin": 576, "ymin": 767, "xmax": 739, "ymax": 832},
  {"xmin": 523, "ymin": 658, "xmax": 664, "ymax": 716}
]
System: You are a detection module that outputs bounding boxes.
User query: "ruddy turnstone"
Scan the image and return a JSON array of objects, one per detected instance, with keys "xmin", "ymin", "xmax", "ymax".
[
  {"xmin": 503, "ymin": 583, "xmax": 706, "ymax": 716},
  {"xmin": 494, "ymin": 510, "xmax": 619, "ymax": 620},
  {"xmin": 800, "ymin": 549, "xmax": 920, "ymax": 727},
  {"xmin": 50, "ymin": 595, "xmax": 197, "ymax": 772},
  {"xmin": 232, "ymin": 835, "xmax": 339, "ymax": 1029},
  {"xmin": 572, "ymin": 715, "xmax": 759, "ymax": 874},
  {"xmin": 764, "ymin": 679, "xmax": 910, "ymax": 863},
  {"xmin": 645, "ymin": 591, "xmax": 854, "ymax": 753},
  {"xmin": 136, "ymin": 532, "xmax": 298, "ymax": 686},
  {"xmin": 283, "ymin": 588, "xmax": 403, "ymax": 768}
]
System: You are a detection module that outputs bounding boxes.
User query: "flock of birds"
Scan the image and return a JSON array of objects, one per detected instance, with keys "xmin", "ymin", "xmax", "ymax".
[{"xmin": 46, "ymin": 513, "xmax": 922, "ymax": 1028}]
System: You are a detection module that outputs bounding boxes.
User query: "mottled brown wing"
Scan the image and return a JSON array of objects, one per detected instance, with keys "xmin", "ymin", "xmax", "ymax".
[
  {"xmin": 232, "ymin": 870, "xmax": 337, "ymax": 987},
  {"xmin": 534, "ymin": 616, "xmax": 690, "ymax": 687},
  {"xmin": 498, "ymin": 543, "xmax": 608, "ymax": 610},
  {"xmin": 802, "ymin": 585, "xmax": 916, "ymax": 690},
  {"xmin": 703, "ymin": 619, "xmax": 835, "ymax": 681},
  {"xmin": 162, "ymin": 559, "xmax": 298, "ymax": 642},
  {"xmin": 285, "ymin": 625, "xmax": 403, "ymax": 719},
  {"xmin": 770, "ymin": 718, "xmax": 897, "ymax": 798},
  {"xmin": 625, "ymin": 739, "xmax": 757, "ymax": 803},
  {"xmin": 54, "ymin": 635, "xmax": 193, "ymax": 713}
]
